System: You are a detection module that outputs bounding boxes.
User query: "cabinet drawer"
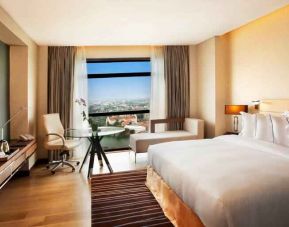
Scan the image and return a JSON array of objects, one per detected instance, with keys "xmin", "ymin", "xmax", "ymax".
[
  {"xmin": 11, "ymin": 153, "xmax": 26, "ymax": 172},
  {"xmin": 0, "ymin": 164, "xmax": 12, "ymax": 185},
  {"xmin": 26, "ymin": 143, "xmax": 37, "ymax": 158}
]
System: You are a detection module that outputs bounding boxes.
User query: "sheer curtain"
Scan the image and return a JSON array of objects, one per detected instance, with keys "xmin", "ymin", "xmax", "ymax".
[
  {"xmin": 150, "ymin": 46, "xmax": 166, "ymax": 132},
  {"xmin": 73, "ymin": 47, "xmax": 89, "ymax": 130}
]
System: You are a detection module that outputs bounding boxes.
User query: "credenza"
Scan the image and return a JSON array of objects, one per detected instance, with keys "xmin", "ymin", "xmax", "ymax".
[{"xmin": 0, "ymin": 140, "xmax": 37, "ymax": 189}]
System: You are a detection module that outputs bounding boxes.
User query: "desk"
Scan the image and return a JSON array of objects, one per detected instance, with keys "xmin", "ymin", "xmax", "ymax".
[
  {"xmin": 65, "ymin": 127, "xmax": 124, "ymax": 178},
  {"xmin": 0, "ymin": 140, "xmax": 37, "ymax": 189}
]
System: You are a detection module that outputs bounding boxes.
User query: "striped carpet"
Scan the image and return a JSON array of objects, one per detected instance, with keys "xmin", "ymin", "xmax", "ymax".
[{"xmin": 91, "ymin": 169, "xmax": 173, "ymax": 227}]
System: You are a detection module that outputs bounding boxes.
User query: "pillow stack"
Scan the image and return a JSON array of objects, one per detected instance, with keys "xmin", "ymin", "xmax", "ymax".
[
  {"xmin": 239, "ymin": 111, "xmax": 289, "ymax": 147},
  {"xmin": 271, "ymin": 115, "xmax": 289, "ymax": 147}
]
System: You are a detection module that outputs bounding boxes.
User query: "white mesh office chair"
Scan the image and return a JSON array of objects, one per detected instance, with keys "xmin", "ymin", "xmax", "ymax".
[{"xmin": 43, "ymin": 113, "xmax": 81, "ymax": 174}]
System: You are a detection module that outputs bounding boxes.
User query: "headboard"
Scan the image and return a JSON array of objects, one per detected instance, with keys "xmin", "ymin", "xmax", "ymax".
[{"xmin": 259, "ymin": 99, "xmax": 289, "ymax": 115}]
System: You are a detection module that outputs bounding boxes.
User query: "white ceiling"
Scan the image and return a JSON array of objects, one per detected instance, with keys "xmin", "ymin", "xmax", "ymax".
[{"xmin": 0, "ymin": 0, "xmax": 288, "ymax": 46}]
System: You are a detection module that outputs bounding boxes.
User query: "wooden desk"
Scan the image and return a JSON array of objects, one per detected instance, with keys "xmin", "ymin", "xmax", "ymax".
[{"xmin": 0, "ymin": 140, "xmax": 37, "ymax": 189}]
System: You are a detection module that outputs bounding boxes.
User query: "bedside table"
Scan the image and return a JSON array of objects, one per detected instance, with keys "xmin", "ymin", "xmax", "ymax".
[{"xmin": 224, "ymin": 132, "xmax": 239, "ymax": 135}]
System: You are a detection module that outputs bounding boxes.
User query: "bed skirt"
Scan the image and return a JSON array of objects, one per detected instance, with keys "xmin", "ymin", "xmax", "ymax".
[{"xmin": 146, "ymin": 166, "xmax": 204, "ymax": 227}]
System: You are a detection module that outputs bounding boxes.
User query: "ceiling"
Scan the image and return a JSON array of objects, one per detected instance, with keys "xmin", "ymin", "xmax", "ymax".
[{"xmin": 0, "ymin": 0, "xmax": 288, "ymax": 46}]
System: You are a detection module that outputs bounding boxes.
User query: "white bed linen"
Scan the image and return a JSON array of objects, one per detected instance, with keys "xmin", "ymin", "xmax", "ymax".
[{"xmin": 148, "ymin": 135, "xmax": 289, "ymax": 227}]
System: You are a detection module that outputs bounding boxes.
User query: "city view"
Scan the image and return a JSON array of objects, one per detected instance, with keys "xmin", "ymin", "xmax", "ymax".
[
  {"xmin": 89, "ymin": 98, "xmax": 150, "ymax": 114},
  {"xmin": 87, "ymin": 60, "xmax": 151, "ymax": 149}
]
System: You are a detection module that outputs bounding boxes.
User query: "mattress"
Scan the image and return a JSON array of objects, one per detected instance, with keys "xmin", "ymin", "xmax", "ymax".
[{"xmin": 148, "ymin": 135, "xmax": 289, "ymax": 227}]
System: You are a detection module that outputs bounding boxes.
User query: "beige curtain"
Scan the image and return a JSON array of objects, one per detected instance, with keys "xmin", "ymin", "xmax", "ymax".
[
  {"xmin": 48, "ymin": 46, "xmax": 76, "ymax": 129},
  {"xmin": 164, "ymin": 46, "xmax": 190, "ymax": 130}
]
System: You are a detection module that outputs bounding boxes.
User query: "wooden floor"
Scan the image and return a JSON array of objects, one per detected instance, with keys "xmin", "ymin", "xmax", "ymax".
[{"xmin": 0, "ymin": 151, "xmax": 147, "ymax": 227}]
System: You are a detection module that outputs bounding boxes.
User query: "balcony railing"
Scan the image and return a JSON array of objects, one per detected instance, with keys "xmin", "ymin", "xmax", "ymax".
[{"xmin": 89, "ymin": 110, "xmax": 150, "ymax": 151}]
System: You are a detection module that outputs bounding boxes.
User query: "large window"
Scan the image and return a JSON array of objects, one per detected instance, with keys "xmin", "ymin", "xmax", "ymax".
[{"xmin": 87, "ymin": 58, "xmax": 151, "ymax": 150}]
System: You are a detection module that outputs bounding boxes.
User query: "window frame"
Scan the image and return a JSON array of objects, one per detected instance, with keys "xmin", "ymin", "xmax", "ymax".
[{"xmin": 87, "ymin": 58, "xmax": 151, "ymax": 117}]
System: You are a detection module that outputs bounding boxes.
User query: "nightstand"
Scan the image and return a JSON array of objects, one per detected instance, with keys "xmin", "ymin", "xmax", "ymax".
[{"xmin": 224, "ymin": 132, "xmax": 239, "ymax": 135}]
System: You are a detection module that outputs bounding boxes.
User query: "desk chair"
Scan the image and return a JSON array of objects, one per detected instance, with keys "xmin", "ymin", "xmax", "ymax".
[{"xmin": 43, "ymin": 113, "xmax": 81, "ymax": 174}]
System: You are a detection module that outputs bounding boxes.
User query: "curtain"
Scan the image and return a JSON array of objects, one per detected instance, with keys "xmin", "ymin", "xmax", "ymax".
[
  {"xmin": 48, "ymin": 46, "xmax": 76, "ymax": 129},
  {"xmin": 73, "ymin": 47, "xmax": 89, "ymax": 129},
  {"xmin": 164, "ymin": 46, "xmax": 190, "ymax": 130},
  {"xmin": 48, "ymin": 46, "xmax": 76, "ymax": 160},
  {"xmin": 150, "ymin": 46, "xmax": 166, "ymax": 132}
]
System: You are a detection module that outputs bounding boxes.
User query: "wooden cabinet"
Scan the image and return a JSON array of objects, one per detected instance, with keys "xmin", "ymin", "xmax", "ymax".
[{"xmin": 0, "ymin": 140, "xmax": 37, "ymax": 189}]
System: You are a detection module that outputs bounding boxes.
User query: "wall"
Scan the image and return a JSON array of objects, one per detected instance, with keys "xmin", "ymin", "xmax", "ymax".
[
  {"xmin": 9, "ymin": 46, "xmax": 29, "ymax": 137},
  {"xmin": 36, "ymin": 46, "xmax": 48, "ymax": 158},
  {"xmin": 85, "ymin": 46, "xmax": 151, "ymax": 59},
  {"xmin": 215, "ymin": 36, "xmax": 230, "ymax": 135},
  {"xmin": 189, "ymin": 45, "xmax": 198, "ymax": 117},
  {"xmin": 227, "ymin": 5, "xmax": 289, "ymax": 104},
  {"xmin": 0, "ymin": 41, "xmax": 9, "ymax": 139},
  {"xmin": 0, "ymin": 6, "xmax": 38, "ymax": 139},
  {"xmin": 195, "ymin": 38, "xmax": 217, "ymax": 138},
  {"xmin": 193, "ymin": 5, "xmax": 289, "ymax": 136}
]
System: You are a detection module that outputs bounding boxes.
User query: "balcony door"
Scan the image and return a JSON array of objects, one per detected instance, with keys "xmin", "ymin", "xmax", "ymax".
[{"xmin": 87, "ymin": 58, "xmax": 151, "ymax": 150}]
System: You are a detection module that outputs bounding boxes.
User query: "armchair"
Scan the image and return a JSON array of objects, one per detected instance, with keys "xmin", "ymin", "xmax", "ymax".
[
  {"xmin": 43, "ymin": 113, "xmax": 81, "ymax": 174},
  {"xmin": 129, "ymin": 117, "xmax": 204, "ymax": 162}
]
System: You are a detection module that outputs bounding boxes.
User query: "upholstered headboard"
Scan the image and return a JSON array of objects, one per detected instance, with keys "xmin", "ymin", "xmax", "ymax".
[{"xmin": 259, "ymin": 99, "xmax": 289, "ymax": 115}]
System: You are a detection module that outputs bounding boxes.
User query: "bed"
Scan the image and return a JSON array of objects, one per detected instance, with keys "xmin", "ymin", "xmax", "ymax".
[{"xmin": 146, "ymin": 100, "xmax": 289, "ymax": 227}]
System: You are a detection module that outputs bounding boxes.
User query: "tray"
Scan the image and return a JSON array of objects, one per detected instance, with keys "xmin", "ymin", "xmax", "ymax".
[{"xmin": 0, "ymin": 148, "xmax": 20, "ymax": 162}]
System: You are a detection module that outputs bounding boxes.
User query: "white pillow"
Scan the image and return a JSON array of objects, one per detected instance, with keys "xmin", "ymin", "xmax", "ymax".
[
  {"xmin": 282, "ymin": 111, "xmax": 289, "ymax": 117},
  {"xmin": 239, "ymin": 112, "xmax": 256, "ymax": 138},
  {"xmin": 255, "ymin": 114, "xmax": 274, "ymax": 143},
  {"xmin": 270, "ymin": 115, "xmax": 289, "ymax": 147}
]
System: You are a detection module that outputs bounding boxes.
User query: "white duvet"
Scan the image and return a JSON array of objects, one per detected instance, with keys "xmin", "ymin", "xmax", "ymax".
[{"xmin": 148, "ymin": 135, "xmax": 289, "ymax": 227}]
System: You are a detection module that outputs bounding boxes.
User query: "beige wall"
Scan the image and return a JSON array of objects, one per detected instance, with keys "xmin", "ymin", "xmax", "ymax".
[
  {"xmin": 85, "ymin": 46, "xmax": 151, "ymax": 59},
  {"xmin": 227, "ymin": 5, "xmax": 289, "ymax": 104},
  {"xmin": 9, "ymin": 46, "xmax": 29, "ymax": 137},
  {"xmin": 189, "ymin": 45, "xmax": 198, "ymax": 117},
  {"xmin": 0, "ymin": 7, "xmax": 38, "ymax": 139},
  {"xmin": 37, "ymin": 46, "xmax": 48, "ymax": 158},
  {"xmin": 215, "ymin": 36, "xmax": 229, "ymax": 135},
  {"xmin": 195, "ymin": 38, "xmax": 216, "ymax": 138},
  {"xmin": 27, "ymin": 44, "xmax": 38, "ymax": 136},
  {"xmin": 194, "ymin": 38, "xmax": 227, "ymax": 138},
  {"xmin": 193, "ymin": 5, "xmax": 289, "ymax": 136}
]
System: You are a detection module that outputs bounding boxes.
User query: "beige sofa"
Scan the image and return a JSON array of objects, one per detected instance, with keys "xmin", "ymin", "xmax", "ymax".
[{"xmin": 129, "ymin": 118, "xmax": 204, "ymax": 160}]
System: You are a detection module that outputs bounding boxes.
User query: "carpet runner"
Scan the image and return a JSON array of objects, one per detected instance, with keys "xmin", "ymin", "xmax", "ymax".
[{"xmin": 91, "ymin": 169, "xmax": 173, "ymax": 227}]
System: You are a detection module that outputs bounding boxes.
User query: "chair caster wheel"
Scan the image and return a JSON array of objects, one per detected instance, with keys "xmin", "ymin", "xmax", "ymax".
[
  {"xmin": 76, "ymin": 161, "xmax": 80, "ymax": 166},
  {"xmin": 51, "ymin": 171, "xmax": 55, "ymax": 175}
]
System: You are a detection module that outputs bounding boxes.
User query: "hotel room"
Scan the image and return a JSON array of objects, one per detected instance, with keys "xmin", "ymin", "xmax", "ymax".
[{"xmin": 0, "ymin": 1, "xmax": 289, "ymax": 226}]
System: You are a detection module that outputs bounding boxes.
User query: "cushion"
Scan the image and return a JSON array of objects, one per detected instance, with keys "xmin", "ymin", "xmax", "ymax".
[
  {"xmin": 45, "ymin": 139, "xmax": 81, "ymax": 150},
  {"xmin": 130, "ymin": 131, "xmax": 197, "ymax": 153},
  {"xmin": 239, "ymin": 112, "xmax": 256, "ymax": 138},
  {"xmin": 255, "ymin": 114, "xmax": 274, "ymax": 143},
  {"xmin": 270, "ymin": 115, "xmax": 289, "ymax": 147},
  {"xmin": 282, "ymin": 111, "xmax": 289, "ymax": 118}
]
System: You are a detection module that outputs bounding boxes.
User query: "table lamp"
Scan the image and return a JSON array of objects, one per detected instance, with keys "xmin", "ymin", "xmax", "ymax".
[
  {"xmin": 0, "ymin": 107, "xmax": 27, "ymax": 156},
  {"xmin": 225, "ymin": 105, "xmax": 248, "ymax": 132}
]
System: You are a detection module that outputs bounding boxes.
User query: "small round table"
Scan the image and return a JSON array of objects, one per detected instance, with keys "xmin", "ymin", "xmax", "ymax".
[
  {"xmin": 65, "ymin": 126, "xmax": 124, "ymax": 178},
  {"xmin": 124, "ymin": 124, "xmax": 146, "ymax": 133}
]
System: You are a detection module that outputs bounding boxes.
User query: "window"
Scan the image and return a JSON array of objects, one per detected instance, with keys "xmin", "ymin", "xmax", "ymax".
[{"xmin": 87, "ymin": 58, "xmax": 151, "ymax": 150}]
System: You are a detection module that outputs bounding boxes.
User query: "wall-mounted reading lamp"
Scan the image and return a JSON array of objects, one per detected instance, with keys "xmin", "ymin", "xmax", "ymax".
[
  {"xmin": 252, "ymin": 100, "xmax": 261, "ymax": 110},
  {"xmin": 0, "ymin": 106, "xmax": 27, "ymax": 156}
]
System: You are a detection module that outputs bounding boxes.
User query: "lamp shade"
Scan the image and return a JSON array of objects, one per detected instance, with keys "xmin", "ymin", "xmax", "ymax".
[{"xmin": 225, "ymin": 105, "xmax": 248, "ymax": 115}]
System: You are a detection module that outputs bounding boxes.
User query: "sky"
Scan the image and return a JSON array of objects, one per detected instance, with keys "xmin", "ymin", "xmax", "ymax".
[
  {"xmin": 87, "ymin": 61, "xmax": 151, "ymax": 103},
  {"xmin": 87, "ymin": 61, "xmax": 150, "ymax": 74}
]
